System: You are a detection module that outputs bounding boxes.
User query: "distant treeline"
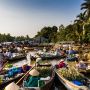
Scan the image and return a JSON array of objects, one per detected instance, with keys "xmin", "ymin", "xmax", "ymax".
[{"xmin": 0, "ymin": 33, "xmax": 30, "ymax": 42}]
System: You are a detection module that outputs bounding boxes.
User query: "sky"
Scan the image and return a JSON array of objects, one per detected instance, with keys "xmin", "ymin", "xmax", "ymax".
[{"xmin": 0, "ymin": 0, "xmax": 84, "ymax": 38}]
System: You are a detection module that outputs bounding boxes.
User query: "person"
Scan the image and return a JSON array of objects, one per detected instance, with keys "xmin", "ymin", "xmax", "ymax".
[
  {"xmin": 5, "ymin": 49, "xmax": 12, "ymax": 59},
  {"xmin": 26, "ymin": 50, "xmax": 31, "ymax": 65},
  {"xmin": 21, "ymin": 64, "xmax": 31, "ymax": 73},
  {"xmin": 55, "ymin": 59, "xmax": 67, "ymax": 69},
  {"xmin": 5, "ymin": 65, "xmax": 31, "ymax": 78},
  {"xmin": 43, "ymin": 47, "xmax": 46, "ymax": 52},
  {"xmin": 54, "ymin": 48, "xmax": 60, "ymax": 56},
  {"xmin": 76, "ymin": 60, "xmax": 87, "ymax": 70},
  {"xmin": 24, "ymin": 69, "xmax": 40, "ymax": 87},
  {"xmin": 5, "ymin": 82, "xmax": 20, "ymax": 90}
]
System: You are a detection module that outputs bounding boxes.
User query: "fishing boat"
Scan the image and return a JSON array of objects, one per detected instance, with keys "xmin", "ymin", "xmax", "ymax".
[
  {"xmin": 19, "ymin": 65, "xmax": 55, "ymax": 90},
  {"xmin": 55, "ymin": 65, "xmax": 90, "ymax": 90}
]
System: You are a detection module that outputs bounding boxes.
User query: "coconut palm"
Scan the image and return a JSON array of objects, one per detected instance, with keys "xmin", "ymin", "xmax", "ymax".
[
  {"xmin": 73, "ymin": 22, "xmax": 83, "ymax": 44},
  {"xmin": 81, "ymin": 0, "xmax": 90, "ymax": 19},
  {"xmin": 75, "ymin": 12, "xmax": 87, "ymax": 35},
  {"xmin": 75, "ymin": 12, "xmax": 86, "ymax": 22}
]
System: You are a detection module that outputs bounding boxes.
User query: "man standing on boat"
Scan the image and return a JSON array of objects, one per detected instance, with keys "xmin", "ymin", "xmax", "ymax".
[
  {"xmin": 26, "ymin": 50, "xmax": 31, "ymax": 65},
  {"xmin": 76, "ymin": 60, "xmax": 87, "ymax": 70}
]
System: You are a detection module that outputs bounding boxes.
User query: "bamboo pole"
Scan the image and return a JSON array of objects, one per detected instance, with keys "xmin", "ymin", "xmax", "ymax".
[{"xmin": 0, "ymin": 61, "xmax": 8, "ymax": 71}]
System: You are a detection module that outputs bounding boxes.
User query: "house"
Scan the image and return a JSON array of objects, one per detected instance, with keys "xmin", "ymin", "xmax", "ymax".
[{"xmin": 34, "ymin": 36, "xmax": 48, "ymax": 43}]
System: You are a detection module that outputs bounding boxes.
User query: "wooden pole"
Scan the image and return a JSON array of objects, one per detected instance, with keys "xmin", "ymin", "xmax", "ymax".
[{"xmin": 0, "ymin": 61, "xmax": 8, "ymax": 71}]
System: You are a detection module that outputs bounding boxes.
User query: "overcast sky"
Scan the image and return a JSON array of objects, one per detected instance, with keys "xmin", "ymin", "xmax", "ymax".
[{"xmin": 0, "ymin": 0, "xmax": 83, "ymax": 38}]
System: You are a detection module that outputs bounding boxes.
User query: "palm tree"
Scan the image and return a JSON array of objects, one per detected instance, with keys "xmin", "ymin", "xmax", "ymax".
[
  {"xmin": 76, "ymin": 12, "xmax": 86, "ymax": 22},
  {"xmin": 75, "ymin": 12, "xmax": 87, "ymax": 35},
  {"xmin": 73, "ymin": 22, "xmax": 83, "ymax": 44},
  {"xmin": 81, "ymin": 0, "xmax": 90, "ymax": 19},
  {"xmin": 74, "ymin": 13, "xmax": 85, "ymax": 43}
]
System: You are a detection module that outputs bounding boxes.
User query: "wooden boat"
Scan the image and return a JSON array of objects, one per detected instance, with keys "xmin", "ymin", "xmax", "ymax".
[
  {"xmin": 0, "ymin": 73, "xmax": 24, "ymax": 89},
  {"xmin": 66, "ymin": 57, "xmax": 78, "ymax": 61},
  {"xmin": 31, "ymin": 53, "xmax": 66, "ymax": 60},
  {"xmin": 73, "ymin": 61, "xmax": 90, "ymax": 75},
  {"xmin": 36, "ymin": 60, "xmax": 52, "ymax": 67},
  {"xmin": 78, "ymin": 66, "xmax": 90, "ymax": 75},
  {"xmin": 23, "ymin": 47, "xmax": 34, "ymax": 51},
  {"xmin": 40, "ymin": 55, "xmax": 66, "ymax": 60},
  {"xmin": 0, "ymin": 65, "xmax": 31, "ymax": 89},
  {"xmin": 55, "ymin": 69, "xmax": 90, "ymax": 90},
  {"xmin": 19, "ymin": 65, "xmax": 55, "ymax": 90},
  {"xmin": 54, "ymin": 60, "xmax": 90, "ymax": 90},
  {"xmin": 7, "ymin": 53, "xmax": 26, "ymax": 62}
]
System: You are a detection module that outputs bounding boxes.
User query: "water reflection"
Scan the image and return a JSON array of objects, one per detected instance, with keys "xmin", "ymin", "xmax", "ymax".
[
  {"xmin": 54, "ymin": 73, "xmax": 67, "ymax": 90},
  {"xmin": 11, "ymin": 59, "xmax": 27, "ymax": 67}
]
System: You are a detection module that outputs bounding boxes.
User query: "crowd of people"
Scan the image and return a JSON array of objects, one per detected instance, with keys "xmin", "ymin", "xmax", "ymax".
[{"xmin": 0, "ymin": 42, "xmax": 27, "ymax": 71}]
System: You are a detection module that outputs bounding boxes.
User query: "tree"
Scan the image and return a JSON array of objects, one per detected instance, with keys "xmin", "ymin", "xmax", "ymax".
[
  {"xmin": 15, "ymin": 36, "xmax": 25, "ymax": 41},
  {"xmin": 0, "ymin": 33, "xmax": 14, "ymax": 42},
  {"xmin": 59, "ymin": 24, "xmax": 65, "ymax": 31},
  {"xmin": 65, "ymin": 24, "xmax": 77, "ymax": 41},
  {"xmin": 50, "ymin": 26, "xmax": 58, "ymax": 43},
  {"xmin": 26, "ymin": 35, "xmax": 30, "ymax": 40},
  {"xmin": 35, "ymin": 26, "xmax": 58, "ymax": 43},
  {"xmin": 73, "ymin": 23, "xmax": 83, "ymax": 43},
  {"xmin": 75, "ymin": 12, "xmax": 86, "ymax": 23},
  {"xmin": 81, "ymin": 0, "xmax": 90, "ymax": 19},
  {"xmin": 74, "ymin": 13, "xmax": 87, "ymax": 43},
  {"xmin": 6, "ymin": 33, "xmax": 14, "ymax": 42}
]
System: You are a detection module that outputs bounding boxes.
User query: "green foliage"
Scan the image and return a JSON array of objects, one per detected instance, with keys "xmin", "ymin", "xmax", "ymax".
[
  {"xmin": 6, "ymin": 64, "xmax": 13, "ymax": 68},
  {"xmin": 35, "ymin": 67, "xmax": 51, "ymax": 77},
  {"xmin": 81, "ymin": 0, "xmax": 90, "ymax": 19},
  {"xmin": 0, "ymin": 33, "xmax": 31, "ymax": 42},
  {"xmin": 35, "ymin": 26, "xmax": 58, "ymax": 43},
  {"xmin": 57, "ymin": 68, "xmax": 84, "ymax": 81},
  {"xmin": 0, "ymin": 33, "xmax": 15, "ymax": 42},
  {"xmin": 15, "ymin": 36, "xmax": 25, "ymax": 41}
]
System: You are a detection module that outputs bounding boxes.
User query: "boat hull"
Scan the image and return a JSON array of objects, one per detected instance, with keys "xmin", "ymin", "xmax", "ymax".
[
  {"xmin": 0, "ymin": 74, "xmax": 23, "ymax": 89},
  {"xmin": 7, "ymin": 55, "xmax": 26, "ymax": 62},
  {"xmin": 55, "ymin": 70, "xmax": 88, "ymax": 90},
  {"xmin": 22, "ymin": 67, "xmax": 55, "ymax": 90}
]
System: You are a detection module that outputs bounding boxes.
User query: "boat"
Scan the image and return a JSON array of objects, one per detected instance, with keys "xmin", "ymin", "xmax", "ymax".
[
  {"xmin": 40, "ymin": 54, "xmax": 66, "ymax": 60},
  {"xmin": 0, "ymin": 65, "xmax": 31, "ymax": 89},
  {"xmin": 7, "ymin": 53, "xmax": 26, "ymax": 62},
  {"xmin": 73, "ymin": 60, "xmax": 90, "ymax": 75},
  {"xmin": 40, "ymin": 50, "xmax": 66, "ymax": 60},
  {"xmin": 55, "ymin": 65, "xmax": 90, "ymax": 90},
  {"xmin": 19, "ymin": 65, "xmax": 55, "ymax": 90},
  {"xmin": 0, "ymin": 73, "xmax": 23, "ymax": 89},
  {"xmin": 31, "ymin": 51, "xmax": 66, "ymax": 60},
  {"xmin": 78, "ymin": 65, "xmax": 90, "ymax": 75}
]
